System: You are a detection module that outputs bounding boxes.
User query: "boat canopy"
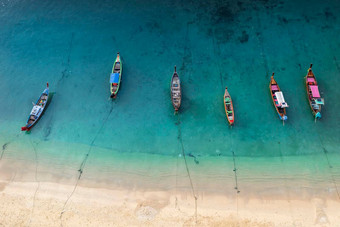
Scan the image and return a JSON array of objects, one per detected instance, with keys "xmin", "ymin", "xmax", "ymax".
[
  {"xmin": 315, "ymin": 98, "xmax": 324, "ymax": 105},
  {"xmin": 307, "ymin": 77, "xmax": 315, "ymax": 83},
  {"xmin": 30, "ymin": 106, "xmax": 42, "ymax": 116},
  {"xmin": 310, "ymin": 85, "xmax": 320, "ymax": 98},
  {"xmin": 274, "ymin": 91, "xmax": 288, "ymax": 108},
  {"xmin": 271, "ymin": 85, "xmax": 279, "ymax": 91},
  {"xmin": 225, "ymin": 97, "xmax": 231, "ymax": 103},
  {"xmin": 110, "ymin": 73, "xmax": 120, "ymax": 83}
]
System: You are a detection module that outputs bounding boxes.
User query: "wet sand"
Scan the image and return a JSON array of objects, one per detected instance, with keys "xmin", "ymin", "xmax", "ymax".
[{"xmin": 1, "ymin": 179, "xmax": 340, "ymax": 226}]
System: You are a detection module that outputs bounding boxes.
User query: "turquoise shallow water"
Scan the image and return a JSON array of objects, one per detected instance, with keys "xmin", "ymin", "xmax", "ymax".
[{"xmin": 0, "ymin": 0, "xmax": 339, "ymax": 197}]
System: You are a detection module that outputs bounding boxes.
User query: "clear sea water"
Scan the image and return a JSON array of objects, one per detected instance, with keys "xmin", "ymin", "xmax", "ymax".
[{"xmin": 0, "ymin": 0, "xmax": 339, "ymax": 198}]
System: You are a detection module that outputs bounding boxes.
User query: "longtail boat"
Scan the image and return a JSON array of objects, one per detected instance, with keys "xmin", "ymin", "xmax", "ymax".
[
  {"xmin": 21, "ymin": 83, "xmax": 50, "ymax": 131},
  {"xmin": 170, "ymin": 66, "xmax": 181, "ymax": 112},
  {"xmin": 224, "ymin": 87, "xmax": 234, "ymax": 125},
  {"xmin": 305, "ymin": 64, "xmax": 324, "ymax": 119},
  {"xmin": 269, "ymin": 73, "xmax": 288, "ymax": 122},
  {"xmin": 110, "ymin": 52, "xmax": 122, "ymax": 98}
]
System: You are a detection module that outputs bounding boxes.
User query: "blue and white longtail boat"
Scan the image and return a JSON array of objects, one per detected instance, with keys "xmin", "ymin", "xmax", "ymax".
[
  {"xmin": 110, "ymin": 52, "xmax": 122, "ymax": 98},
  {"xmin": 21, "ymin": 83, "xmax": 50, "ymax": 131}
]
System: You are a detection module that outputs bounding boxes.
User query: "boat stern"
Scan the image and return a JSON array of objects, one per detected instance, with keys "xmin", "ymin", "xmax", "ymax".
[
  {"xmin": 279, "ymin": 114, "xmax": 288, "ymax": 121},
  {"xmin": 110, "ymin": 92, "xmax": 117, "ymax": 99},
  {"xmin": 315, "ymin": 112, "xmax": 321, "ymax": 119},
  {"xmin": 21, "ymin": 125, "xmax": 31, "ymax": 131}
]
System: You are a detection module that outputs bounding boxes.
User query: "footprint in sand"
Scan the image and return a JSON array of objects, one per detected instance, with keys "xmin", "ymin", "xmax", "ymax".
[
  {"xmin": 135, "ymin": 205, "xmax": 158, "ymax": 221},
  {"xmin": 315, "ymin": 206, "xmax": 329, "ymax": 225}
]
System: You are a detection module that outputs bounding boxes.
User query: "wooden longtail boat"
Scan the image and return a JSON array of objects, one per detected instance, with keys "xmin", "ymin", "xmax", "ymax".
[
  {"xmin": 269, "ymin": 73, "xmax": 288, "ymax": 122},
  {"xmin": 170, "ymin": 66, "xmax": 181, "ymax": 112},
  {"xmin": 224, "ymin": 87, "xmax": 234, "ymax": 125},
  {"xmin": 305, "ymin": 64, "xmax": 324, "ymax": 119},
  {"xmin": 21, "ymin": 83, "xmax": 50, "ymax": 131},
  {"xmin": 110, "ymin": 52, "xmax": 122, "ymax": 98}
]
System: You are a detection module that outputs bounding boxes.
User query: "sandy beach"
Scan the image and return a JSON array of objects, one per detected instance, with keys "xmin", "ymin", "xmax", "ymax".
[
  {"xmin": 1, "ymin": 144, "xmax": 340, "ymax": 226},
  {"xmin": 1, "ymin": 180, "xmax": 339, "ymax": 226}
]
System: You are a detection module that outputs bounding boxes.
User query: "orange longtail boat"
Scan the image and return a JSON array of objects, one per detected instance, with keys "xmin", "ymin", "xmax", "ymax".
[{"xmin": 223, "ymin": 87, "xmax": 234, "ymax": 125}]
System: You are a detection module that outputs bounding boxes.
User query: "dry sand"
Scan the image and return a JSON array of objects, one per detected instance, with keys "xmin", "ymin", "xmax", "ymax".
[{"xmin": 1, "ymin": 180, "xmax": 339, "ymax": 226}]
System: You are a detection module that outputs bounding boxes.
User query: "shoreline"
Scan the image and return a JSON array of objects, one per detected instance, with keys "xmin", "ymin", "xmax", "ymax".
[
  {"xmin": 1, "ymin": 148, "xmax": 339, "ymax": 196},
  {"xmin": 1, "ymin": 138, "xmax": 339, "ymax": 225},
  {"xmin": 1, "ymin": 147, "xmax": 340, "ymax": 200},
  {"xmin": 1, "ymin": 180, "xmax": 339, "ymax": 226}
]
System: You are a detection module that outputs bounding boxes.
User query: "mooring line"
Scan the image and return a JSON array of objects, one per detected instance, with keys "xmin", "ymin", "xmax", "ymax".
[
  {"xmin": 177, "ymin": 114, "xmax": 198, "ymax": 222},
  {"xmin": 175, "ymin": 144, "xmax": 179, "ymax": 209},
  {"xmin": 278, "ymin": 141, "xmax": 296, "ymax": 226},
  {"xmin": 228, "ymin": 128, "xmax": 241, "ymax": 219},
  {"xmin": 0, "ymin": 133, "xmax": 21, "ymax": 161},
  {"xmin": 211, "ymin": 10, "xmax": 242, "ymax": 214},
  {"xmin": 284, "ymin": 17, "xmax": 340, "ymax": 201},
  {"xmin": 316, "ymin": 132, "xmax": 340, "ymax": 199},
  {"xmin": 0, "ymin": 142, "xmax": 10, "ymax": 161},
  {"xmin": 230, "ymin": 130, "xmax": 239, "ymax": 193},
  {"xmin": 179, "ymin": 21, "xmax": 192, "ymax": 77},
  {"xmin": 252, "ymin": 6, "xmax": 269, "ymax": 77},
  {"xmin": 187, "ymin": 153, "xmax": 199, "ymax": 164},
  {"xmin": 278, "ymin": 141, "xmax": 284, "ymax": 162},
  {"xmin": 43, "ymin": 33, "xmax": 74, "ymax": 142},
  {"xmin": 173, "ymin": 20, "xmax": 195, "ymax": 213},
  {"xmin": 211, "ymin": 9, "xmax": 241, "ymax": 207},
  {"xmin": 57, "ymin": 33, "xmax": 74, "ymax": 86},
  {"xmin": 231, "ymin": 150, "xmax": 240, "ymax": 216},
  {"xmin": 211, "ymin": 29, "xmax": 225, "ymax": 93},
  {"xmin": 28, "ymin": 138, "xmax": 41, "ymax": 226},
  {"xmin": 333, "ymin": 56, "xmax": 340, "ymax": 74},
  {"xmin": 59, "ymin": 102, "xmax": 114, "ymax": 225},
  {"xmin": 231, "ymin": 150, "xmax": 240, "ymax": 194}
]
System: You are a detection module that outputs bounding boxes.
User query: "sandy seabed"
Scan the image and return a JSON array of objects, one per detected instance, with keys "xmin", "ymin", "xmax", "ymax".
[{"xmin": 1, "ymin": 181, "xmax": 340, "ymax": 227}]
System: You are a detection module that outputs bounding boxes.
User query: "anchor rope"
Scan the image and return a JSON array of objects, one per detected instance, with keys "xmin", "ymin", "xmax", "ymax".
[
  {"xmin": 27, "ymin": 138, "xmax": 40, "ymax": 226},
  {"xmin": 211, "ymin": 14, "xmax": 241, "ymax": 215},
  {"xmin": 41, "ymin": 33, "xmax": 74, "ymax": 142},
  {"xmin": 316, "ymin": 131, "xmax": 340, "ymax": 199},
  {"xmin": 0, "ymin": 142, "xmax": 10, "ymax": 161},
  {"xmin": 59, "ymin": 102, "xmax": 114, "ymax": 225},
  {"xmin": 177, "ymin": 113, "xmax": 197, "ymax": 222}
]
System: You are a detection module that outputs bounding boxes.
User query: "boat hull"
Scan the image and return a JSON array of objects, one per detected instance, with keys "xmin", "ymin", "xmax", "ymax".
[
  {"xmin": 305, "ymin": 66, "xmax": 322, "ymax": 119},
  {"xmin": 170, "ymin": 67, "xmax": 181, "ymax": 112},
  {"xmin": 269, "ymin": 76, "xmax": 287, "ymax": 121},
  {"xmin": 21, "ymin": 84, "xmax": 50, "ymax": 131},
  {"xmin": 110, "ymin": 53, "xmax": 122, "ymax": 98},
  {"xmin": 224, "ymin": 88, "xmax": 234, "ymax": 125}
]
